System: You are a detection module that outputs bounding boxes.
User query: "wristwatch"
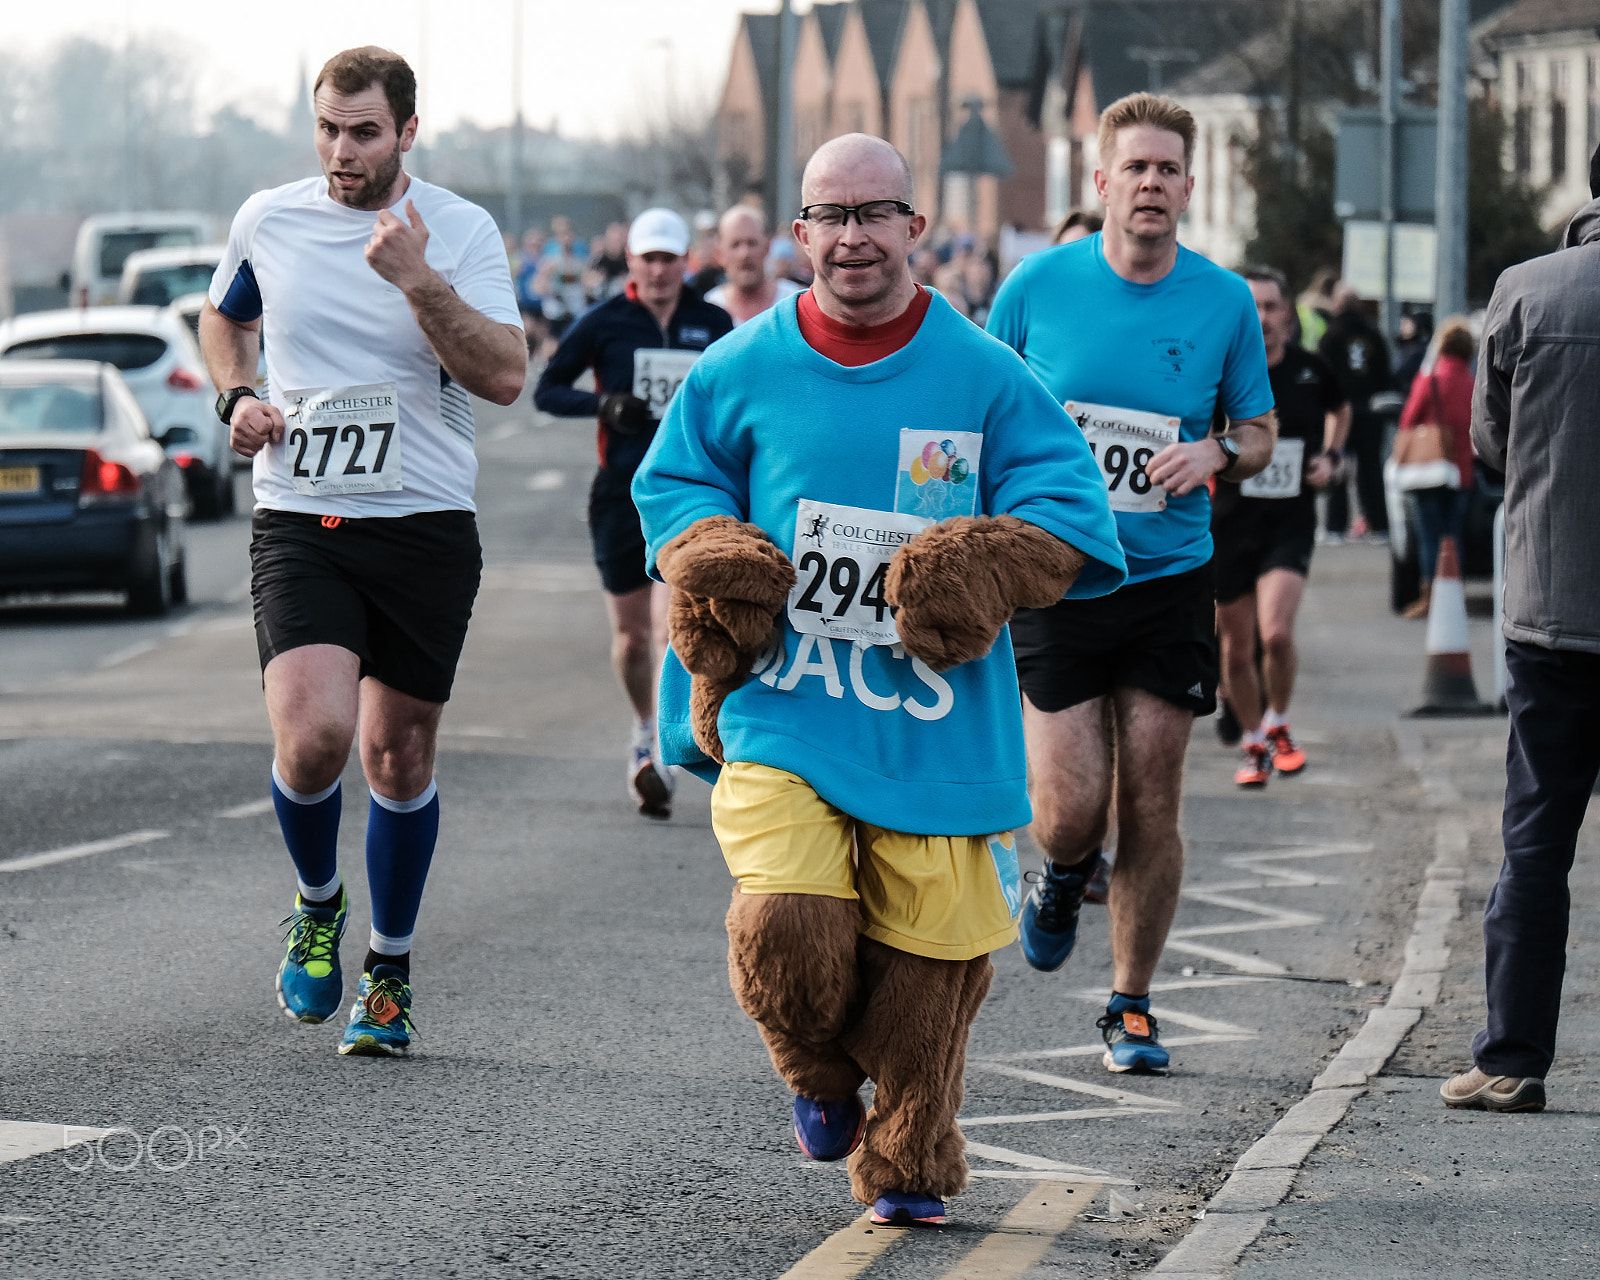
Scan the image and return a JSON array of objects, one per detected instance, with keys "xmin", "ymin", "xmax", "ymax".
[
  {"xmin": 216, "ymin": 385, "xmax": 258, "ymax": 424},
  {"xmin": 1214, "ymin": 434, "xmax": 1242, "ymax": 478}
]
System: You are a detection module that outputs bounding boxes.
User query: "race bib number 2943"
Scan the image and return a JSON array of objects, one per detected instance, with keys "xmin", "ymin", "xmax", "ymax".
[{"xmin": 282, "ymin": 382, "xmax": 402, "ymax": 496}]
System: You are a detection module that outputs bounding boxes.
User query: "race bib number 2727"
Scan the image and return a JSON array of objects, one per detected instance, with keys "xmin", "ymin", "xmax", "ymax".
[{"xmin": 282, "ymin": 382, "xmax": 402, "ymax": 496}]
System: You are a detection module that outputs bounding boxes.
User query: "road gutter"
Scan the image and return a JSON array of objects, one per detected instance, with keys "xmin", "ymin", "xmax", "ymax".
[{"xmin": 1149, "ymin": 724, "xmax": 1465, "ymax": 1277}]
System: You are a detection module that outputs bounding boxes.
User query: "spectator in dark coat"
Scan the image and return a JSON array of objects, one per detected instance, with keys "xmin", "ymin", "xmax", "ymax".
[{"xmin": 1318, "ymin": 285, "xmax": 1393, "ymax": 540}]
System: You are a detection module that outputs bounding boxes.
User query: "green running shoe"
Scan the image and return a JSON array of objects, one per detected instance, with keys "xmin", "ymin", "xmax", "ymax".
[
  {"xmin": 275, "ymin": 890, "xmax": 347, "ymax": 1024},
  {"xmin": 338, "ymin": 965, "xmax": 415, "ymax": 1057}
]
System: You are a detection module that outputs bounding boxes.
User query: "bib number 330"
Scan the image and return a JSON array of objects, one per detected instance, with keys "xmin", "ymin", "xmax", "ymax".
[{"xmin": 282, "ymin": 381, "xmax": 402, "ymax": 496}]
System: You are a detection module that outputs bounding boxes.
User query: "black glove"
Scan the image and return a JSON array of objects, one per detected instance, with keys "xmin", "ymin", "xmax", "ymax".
[{"xmin": 597, "ymin": 392, "xmax": 654, "ymax": 434}]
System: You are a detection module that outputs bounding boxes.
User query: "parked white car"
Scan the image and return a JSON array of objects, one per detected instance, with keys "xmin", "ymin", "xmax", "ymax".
[
  {"xmin": 69, "ymin": 212, "xmax": 210, "ymax": 309},
  {"xmin": 0, "ymin": 306, "xmax": 235, "ymax": 519},
  {"xmin": 117, "ymin": 245, "xmax": 224, "ymax": 307}
]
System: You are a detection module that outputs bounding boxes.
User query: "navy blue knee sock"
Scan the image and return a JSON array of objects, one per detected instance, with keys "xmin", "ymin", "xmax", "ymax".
[
  {"xmin": 270, "ymin": 762, "xmax": 342, "ymax": 902},
  {"xmin": 365, "ymin": 781, "xmax": 439, "ymax": 972}
]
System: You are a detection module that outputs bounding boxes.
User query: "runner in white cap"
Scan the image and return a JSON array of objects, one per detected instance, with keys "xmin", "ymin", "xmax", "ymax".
[{"xmin": 533, "ymin": 208, "xmax": 734, "ymax": 817}]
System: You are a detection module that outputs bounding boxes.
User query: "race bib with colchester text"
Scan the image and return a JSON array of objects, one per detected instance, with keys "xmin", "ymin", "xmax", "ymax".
[
  {"xmin": 282, "ymin": 382, "xmax": 401, "ymax": 496},
  {"xmin": 632, "ymin": 349, "xmax": 701, "ymax": 420},
  {"xmin": 787, "ymin": 500, "xmax": 932, "ymax": 647},
  {"xmin": 1239, "ymin": 437, "xmax": 1305, "ymax": 500},
  {"xmin": 1065, "ymin": 400, "xmax": 1181, "ymax": 513}
]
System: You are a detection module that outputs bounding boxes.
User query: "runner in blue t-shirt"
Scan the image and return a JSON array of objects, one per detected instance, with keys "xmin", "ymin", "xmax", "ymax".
[{"xmin": 986, "ymin": 93, "xmax": 1277, "ymax": 1075}]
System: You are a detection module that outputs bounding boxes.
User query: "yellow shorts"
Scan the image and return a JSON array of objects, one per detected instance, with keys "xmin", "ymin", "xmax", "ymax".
[{"xmin": 710, "ymin": 761, "xmax": 1022, "ymax": 962}]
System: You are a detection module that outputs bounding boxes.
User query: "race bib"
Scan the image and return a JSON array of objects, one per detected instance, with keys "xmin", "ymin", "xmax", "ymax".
[
  {"xmin": 282, "ymin": 382, "xmax": 401, "ymax": 496},
  {"xmin": 1240, "ymin": 438, "xmax": 1305, "ymax": 500},
  {"xmin": 787, "ymin": 500, "xmax": 932, "ymax": 646},
  {"xmin": 1065, "ymin": 400, "xmax": 1181, "ymax": 513},
  {"xmin": 632, "ymin": 349, "xmax": 701, "ymax": 420}
]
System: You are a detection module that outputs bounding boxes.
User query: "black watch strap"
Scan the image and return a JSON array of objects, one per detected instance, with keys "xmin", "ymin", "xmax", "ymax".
[
  {"xmin": 216, "ymin": 385, "xmax": 257, "ymax": 424},
  {"xmin": 1215, "ymin": 435, "xmax": 1241, "ymax": 478}
]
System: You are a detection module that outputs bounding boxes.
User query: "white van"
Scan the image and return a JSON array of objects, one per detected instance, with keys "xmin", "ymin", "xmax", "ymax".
[
  {"xmin": 117, "ymin": 245, "xmax": 225, "ymax": 307},
  {"xmin": 70, "ymin": 213, "xmax": 210, "ymax": 308}
]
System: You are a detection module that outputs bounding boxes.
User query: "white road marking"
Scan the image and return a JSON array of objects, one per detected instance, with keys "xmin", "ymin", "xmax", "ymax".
[
  {"xmin": 775, "ymin": 1212, "xmax": 906, "ymax": 1279},
  {"xmin": 932, "ymin": 1180, "xmax": 1101, "ymax": 1280},
  {"xmin": 977, "ymin": 1033, "xmax": 1250, "ymax": 1063},
  {"xmin": 486, "ymin": 421, "xmax": 524, "ymax": 442},
  {"xmin": 959, "ymin": 1106, "xmax": 1173, "ymax": 1125},
  {"xmin": 526, "ymin": 468, "xmax": 565, "ymax": 490},
  {"xmin": 970, "ymin": 1062, "xmax": 1180, "ymax": 1108},
  {"xmin": 0, "ymin": 1121, "xmax": 110, "ymax": 1164},
  {"xmin": 0, "ymin": 829, "xmax": 169, "ymax": 873},
  {"xmin": 218, "ymin": 798, "xmax": 275, "ymax": 819},
  {"xmin": 964, "ymin": 1140, "xmax": 1127, "ymax": 1184}
]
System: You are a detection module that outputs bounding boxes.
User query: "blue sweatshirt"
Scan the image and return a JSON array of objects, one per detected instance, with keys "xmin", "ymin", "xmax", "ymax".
[{"xmin": 631, "ymin": 291, "xmax": 1126, "ymax": 836}]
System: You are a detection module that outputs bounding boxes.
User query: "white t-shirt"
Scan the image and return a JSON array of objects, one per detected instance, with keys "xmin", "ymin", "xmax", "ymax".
[
  {"xmin": 210, "ymin": 175, "xmax": 520, "ymax": 517},
  {"xmin": 704, "ymin": 276, "xmax": 803, "ymax": 324}
]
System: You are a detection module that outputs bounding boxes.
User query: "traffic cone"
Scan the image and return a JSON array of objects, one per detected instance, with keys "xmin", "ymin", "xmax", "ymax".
[{"xmin": 1406, "ymin": 535, "xmax": 1497, "ymax": 717}]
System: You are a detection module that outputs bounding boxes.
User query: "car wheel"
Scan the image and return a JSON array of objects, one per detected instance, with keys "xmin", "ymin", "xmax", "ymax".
[
  {"xmin": 127, "ymin": 526, "xmax": 174, "ymax": 617},
  {"xmin": 191, "ymin": 470, "xmax": 222, "ymax": 521}
]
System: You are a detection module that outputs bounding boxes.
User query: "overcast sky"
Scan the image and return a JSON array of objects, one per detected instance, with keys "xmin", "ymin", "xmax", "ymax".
[{"xmin": 0, "ymin": 0, "xmax": 796, "ymax": 139}]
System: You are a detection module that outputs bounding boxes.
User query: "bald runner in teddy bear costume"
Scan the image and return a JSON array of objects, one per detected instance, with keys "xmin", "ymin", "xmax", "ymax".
[{"xmin": 633, "ymin": 135, "xmax": 1125, "ymax": 1226}]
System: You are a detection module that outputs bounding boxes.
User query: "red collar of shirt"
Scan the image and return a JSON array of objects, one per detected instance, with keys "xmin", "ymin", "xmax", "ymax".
[{"xmin": 796, "ymin": 285, "xmax": 931, "ymax": 366}]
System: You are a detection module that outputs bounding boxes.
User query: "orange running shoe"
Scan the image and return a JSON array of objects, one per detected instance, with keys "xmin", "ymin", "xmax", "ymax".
[
  {"xmin": 1266, "ymin": 724, "xmax": 1306, "ymax": 774},
  {"xmin": 1234, "ymin": 742, "xmax": 1271, "ymax": 788}
]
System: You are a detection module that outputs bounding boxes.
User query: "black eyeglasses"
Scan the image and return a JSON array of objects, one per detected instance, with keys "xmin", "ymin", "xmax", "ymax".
[{"xmin": 799, "ymin": 200, "xmax": 916, "ymax": 228}]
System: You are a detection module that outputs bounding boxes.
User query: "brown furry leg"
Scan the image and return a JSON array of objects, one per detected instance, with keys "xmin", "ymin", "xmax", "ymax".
[
  {"xmin": 726, "ymin": 890, "xmax": 867, "ymax": 1101},
  {"xmin": 839, "ymin": 939, "xmax": 994, "ymax": 1203}
]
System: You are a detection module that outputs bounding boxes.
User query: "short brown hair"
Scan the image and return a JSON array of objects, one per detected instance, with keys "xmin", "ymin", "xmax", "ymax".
[
  {"xmin": 1240, "ymin": 264, "xmax": 1290, "ymax": 305},
  {"xmin": 1053, "ymin": 209, "xmax": 1104, "ymax": 241},
  {"xmin": 1437, "ymin": 318, "xmax": 1475, "ymax": 362},
  {"xmin": 1098, "ymin": 92, "xmax": 1196, "ymax": 170},
  {"xmin": 314, "ymin": 47, "xmax": 416, "ymax": 130}
]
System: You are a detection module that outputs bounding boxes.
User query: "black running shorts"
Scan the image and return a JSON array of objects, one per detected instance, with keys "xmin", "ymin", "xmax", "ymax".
[
  {"xmin": 249, "ymin": 508, "xmax": 482, "ymax": 704},
  {"xmin": 1213, "ymin": 511, "xmax": 1315, "ymax": 605},
  {"xmin": 588, "ymin": 463, "xmax": 650, "ymax": 596},
  {"xmin": 1010, "ymin": 562, "xmax": 1218, "ymax": 716}
]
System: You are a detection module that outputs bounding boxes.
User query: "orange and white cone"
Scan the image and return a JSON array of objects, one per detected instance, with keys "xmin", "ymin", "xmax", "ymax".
[{"xmin": 1407, "ymin": 535, "xmax": 1496, "ymax": 717}]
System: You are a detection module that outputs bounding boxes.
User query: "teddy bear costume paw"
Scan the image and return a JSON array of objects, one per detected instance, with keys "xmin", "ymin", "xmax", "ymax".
[
  {"xmin": 886, "ymin": 515, "xmax": 1087, "ymax": 672},
  {"xmin": 656, "ymin": 516, "xmax": 797, "ymax": 762}
]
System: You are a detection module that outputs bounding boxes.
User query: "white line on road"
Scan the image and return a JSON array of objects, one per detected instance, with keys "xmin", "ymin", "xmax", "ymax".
[
  {"xmin": 526, "ymin": 468, "xmax": 566, "ymax": 490},
  {"xmin": 0, "ymin": 829, "xmax": 169, "ymax": 873},
  {"xmin": 969, "ymin": 1062, "xmax": 1181, "ymax": 1108},
  {"xmin": 977, "ymin": 1033, "xmax": 1253, "ymax": 1063},
  {"xmin": 964, "ymin": 1140, "xmax": 1126, "ymax": 1183},
  {"xmin": 959, "ymin": 1106, "xmax": 1174, "ymax": 1126},
  {"xmin": 0, "ymin": 1121, "xmax": 110, "ymax": 1164},
  {"xmin": 218, "ymin": 798, "xmax": 275, "ymax": 819}
]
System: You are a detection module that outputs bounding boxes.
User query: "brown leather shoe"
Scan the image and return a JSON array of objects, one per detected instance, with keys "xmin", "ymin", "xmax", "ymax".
[{"xmin": 1440, "ymin": 1067, "xmax": 1546, "ymax": 1112}]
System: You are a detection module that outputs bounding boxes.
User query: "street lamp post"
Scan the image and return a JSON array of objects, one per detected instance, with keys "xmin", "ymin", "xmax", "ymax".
[
  {"xmin": 508, "ymin": 0, "xmax": 525, "ymax": 237},
  {"xmin": 1434, "ymin": 0, "xmax": 1470, "ymax": 320},
  {"xmin": 1378, "ymin": 0, "xmax": 1401, "ymax": 339}
]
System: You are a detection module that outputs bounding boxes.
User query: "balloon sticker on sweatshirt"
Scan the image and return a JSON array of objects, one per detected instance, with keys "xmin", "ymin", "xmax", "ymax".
[
  {"xmin": 894, "ymin": 429, "xmax": 983, "ymax": 519},
  {"xmin": 986, "ymin": 832, "xmax": 1023, "ymax": 919}
]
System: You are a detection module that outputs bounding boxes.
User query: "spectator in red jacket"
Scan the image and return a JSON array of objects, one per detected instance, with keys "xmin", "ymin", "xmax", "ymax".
[{"xmin": 1397, "ymin": 318, "xmax": 1476, "ymax": 617}]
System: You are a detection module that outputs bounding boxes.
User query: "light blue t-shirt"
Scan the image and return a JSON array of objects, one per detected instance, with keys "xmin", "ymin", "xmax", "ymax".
[
  {"xmin": 986, "ymin": 234, "xmax": 1274, "ymax": 583},
  {"xmin": 632, "ymin": 290, "xmax": 1126, "ymax": 836}
]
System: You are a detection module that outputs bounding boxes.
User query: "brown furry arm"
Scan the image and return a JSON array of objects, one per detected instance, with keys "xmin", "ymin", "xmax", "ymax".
[
  {"xmin": 885, "ymin": 515, "xmax": 1088, "ymax": 672},
  {"xmin": 656, "ymin": 516, "xmax": 797, "ymax": 762}
]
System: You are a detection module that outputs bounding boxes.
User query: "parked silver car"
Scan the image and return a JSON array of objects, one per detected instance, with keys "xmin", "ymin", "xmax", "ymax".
[{"xmin": 0, "ymin": 306, "xmax": 235, "ymax": 519}]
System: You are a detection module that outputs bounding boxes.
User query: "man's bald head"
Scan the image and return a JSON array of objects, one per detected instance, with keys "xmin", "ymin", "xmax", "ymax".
[
  {"xmin": 719, "ymin": 205, "xmax": 766, "ymax": 238},
  {"xmin": 800, "ymin": 133, "xmax": 914, "ymax": 208}
]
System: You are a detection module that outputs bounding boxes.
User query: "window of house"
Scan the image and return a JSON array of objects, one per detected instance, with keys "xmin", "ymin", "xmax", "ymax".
[
  {"xmin": 1514, "ymin": 60, "xmax": 1533, "ymax": 178},
  {"xmin": 1552, "ymin": 59, "xmax": 1570, "ymax": 182}
]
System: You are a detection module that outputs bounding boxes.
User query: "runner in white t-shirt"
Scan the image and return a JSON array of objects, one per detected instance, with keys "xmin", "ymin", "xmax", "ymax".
[
  {"xmin": 703, "ymin": 205, "xmax": 803, "ymax": 325},
  {"xmin": 198, "ymin": 46, "xmax": 525, "ymax": 1058}
]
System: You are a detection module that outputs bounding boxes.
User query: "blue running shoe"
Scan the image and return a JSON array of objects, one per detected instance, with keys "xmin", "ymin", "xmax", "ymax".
[
  {"xmin": 793, "ymin": 1093, "xmax": 866, "ymax": 1162},
  {"xmin": 871, "ymin": 1191, "xmax": 946, "ymax": 1226},
  {"xmin": 1098, "ymin": 994, "xmax": 1169, "ymax": 1074},
  {"xmin": 338, "ymin": 964, "xmax": 415, "ymax": 1057},
  {"xmin": 275, "ymin": 890, "xmax": 347, "ymax": 1024},
  {"xmin": 1018, "ymin": 856, "xmax": 1093, "ymax": 972}
]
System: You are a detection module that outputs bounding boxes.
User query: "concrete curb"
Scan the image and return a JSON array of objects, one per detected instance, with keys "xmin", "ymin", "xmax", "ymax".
[{"xmin": 1148, "ymin": 725, "xmax": 1463, "ymax": 1277}]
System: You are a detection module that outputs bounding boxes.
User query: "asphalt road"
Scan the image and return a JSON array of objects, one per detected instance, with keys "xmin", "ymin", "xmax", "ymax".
[{"xmin": 0, "ymin": 390, "xmax": 1490, "ymax": 1277}]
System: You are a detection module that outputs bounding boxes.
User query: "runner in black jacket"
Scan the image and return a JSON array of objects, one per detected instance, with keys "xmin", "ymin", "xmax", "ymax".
[{"xmin": 533, "ymin": 207, "xmax": 732, "ymax": 818}]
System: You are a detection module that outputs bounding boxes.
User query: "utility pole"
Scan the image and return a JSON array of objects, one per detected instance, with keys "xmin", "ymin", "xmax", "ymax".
[
  {"xmin": 774, "ymin": 0, "xmax": 799, "ymax": 227},
  {"xmin": 1434, "ymin": 0, "xmax": 1470, "ymax": 320},
  {"xmin": 508, "ymin": 0, "xmax": 525, "ymax": 237},
  {"xmin": 1378, "ymin": 0, "xmax": 1401, "ymax": 338}
]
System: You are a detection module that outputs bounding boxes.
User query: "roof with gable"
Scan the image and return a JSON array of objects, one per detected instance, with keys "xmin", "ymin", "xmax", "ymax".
[
  {"xmin": 1480, "ymin": 0, "xmax": 1600, "ymax": 40},
  {"xmin": 859, "ymin": 0, "xmax": 911, "ymax": 90},
  {"xmin": 972, "ymin": 0, "xmax": 1054, "ymax": 87},
  {"xmin": 814, "ymin": 1, "xmax": 853, "ymax": 60},
  {"xmin": 742, "ymin": 10, "xmax": 780, "ymax": 102}
]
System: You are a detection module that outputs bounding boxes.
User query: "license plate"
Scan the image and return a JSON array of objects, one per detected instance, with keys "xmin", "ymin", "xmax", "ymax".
[{"xmin": 0, "ymin": 466, "xmax": 41, "ymax": 495}]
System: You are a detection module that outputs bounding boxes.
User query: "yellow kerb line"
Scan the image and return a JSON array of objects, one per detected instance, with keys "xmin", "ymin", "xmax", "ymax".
[
  {"xmin": 933, "ymin": 1180, "xmax": 1101, "ymax": 1280},
  {"xmin": 776, "ymin": 1211, "xmax": 907, "ymax": 1280}
]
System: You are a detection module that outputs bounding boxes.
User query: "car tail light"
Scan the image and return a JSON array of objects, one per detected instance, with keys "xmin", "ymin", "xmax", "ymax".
[
  {"xmin": 166, "ymin": 366, "xmax": 205, "ymax": 391},
  {"xmin": 79, "ymin": 448, "xmax": 142, "ymax": 502},
  {"xmin": 173, "ymin": 452, "xmax": 195, "ymax": 468}
]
